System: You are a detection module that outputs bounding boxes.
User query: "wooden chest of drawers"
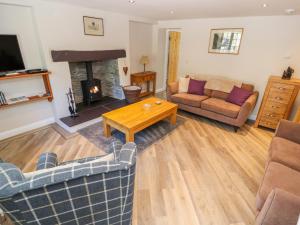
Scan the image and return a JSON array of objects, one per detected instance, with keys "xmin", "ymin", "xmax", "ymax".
[{"xmin": 255, "ymin": 76, "xmax": 300, "ymax": 129}]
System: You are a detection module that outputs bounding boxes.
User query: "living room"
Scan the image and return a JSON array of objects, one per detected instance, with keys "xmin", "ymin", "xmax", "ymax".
[{"xmin": 0, "ymin": 0, "xmax": 300, "ymax": 224}]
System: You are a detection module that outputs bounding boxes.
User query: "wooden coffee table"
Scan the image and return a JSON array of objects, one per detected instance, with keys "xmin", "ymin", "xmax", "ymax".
[{"xmin": 102, "ymin": 97, "xmax": 178, "ymax": 142}]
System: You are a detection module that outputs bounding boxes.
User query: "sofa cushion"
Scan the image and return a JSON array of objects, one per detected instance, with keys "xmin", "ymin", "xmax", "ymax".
[
  {"xmin": 241, "ymin": 83, "xmax": 254, "ymax": 92},
  {"xmin": 269, "ymin": 137, "xmax": 300, "ymax": 172},
  {"xmin": 204, "ymin": 89, "xmax": 212, "ymax": 97},
  {"xmin": 201, "ymin": 98, "xmax": 241, "ymax": 118},
  {"xmin": 178, "ymin": 77, "xmax": 190, "ymax": 93},
  {"xmin": 171, "ymin": 93, "xmax": 209, "ymax": 107},
  {"xmin": 256, "ymin": 162, "xmax": 300, "ymax": 210},
  {"xmin": 211, "ymin": 90, "xmax": 229, "ymax": 100},
  {"xmin": 256, "ymin": 189, "xmax": 300, "ymax": 225},
  {"xmin": 188, "ymin": 79, "xmax": 206, "ymax": 95},
  {"xmin": 226, "ymin": 86, "xmax": 252, "ymax": 106}
]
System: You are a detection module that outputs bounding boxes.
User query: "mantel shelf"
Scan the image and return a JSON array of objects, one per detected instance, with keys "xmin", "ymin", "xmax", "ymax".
[{"xmin": 0, "ymin": 72, "xmax": 53, "ymax": 109}]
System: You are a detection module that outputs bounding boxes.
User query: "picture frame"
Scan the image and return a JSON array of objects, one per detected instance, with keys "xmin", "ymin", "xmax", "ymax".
[
  {"xmin": 208, "ymin": 28, "xmax": 243, "ymax": 55},
  {"xmin": 83, "ymin": 16, "xmax": 104, "ymax": 36}
]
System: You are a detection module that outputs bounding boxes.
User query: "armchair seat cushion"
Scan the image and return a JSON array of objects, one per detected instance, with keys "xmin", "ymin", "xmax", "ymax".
[
  {"xmin": 171, "ymin": 93, "xmax": 208, "ymax": 107},
  {"xmin": 201, "ymin": 98, "xmax": 241, "ymax": 118},
  {"xmin": 256, "ymin": 162, "xmax": 300, "ymax": 210},
  {"xmin": 269, "ymin": 137, "xmax": 300, "ymax": 172}
]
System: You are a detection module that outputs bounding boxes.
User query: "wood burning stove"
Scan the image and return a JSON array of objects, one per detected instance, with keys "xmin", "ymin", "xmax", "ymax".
[{"xmin": 81, "ymin": 62, "xmax": 102, "ymax": 105}]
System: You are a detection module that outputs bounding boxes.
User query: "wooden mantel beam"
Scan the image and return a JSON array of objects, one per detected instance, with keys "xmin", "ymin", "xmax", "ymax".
[{"xmin": 51, "ymin": 49, "xmax": 126, "ymax": 63}]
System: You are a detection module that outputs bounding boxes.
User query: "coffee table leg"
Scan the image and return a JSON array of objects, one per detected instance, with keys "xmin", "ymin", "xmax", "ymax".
[
  {"xmin": 103, "ymin": 119, "xmax": 111, "ymax": 138},
  {"xmin": 126, "ymin": 130, "xmax": 134, "ymax": 143},
  {"xmin": 170, "ymin": 110, "xmax": 177, "ymax": 125}
]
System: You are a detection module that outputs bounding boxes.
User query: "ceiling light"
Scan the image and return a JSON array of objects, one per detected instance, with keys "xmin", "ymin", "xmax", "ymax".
[
  {"xmin": 262, "ymin": 3, "xmax": 268, "ymax": 8},
  {"xmin": 170, "ymin": 11, "xmax": 174, "ymax": 14},
  {"xmin": 128, "ymin": 0, "xmax": 135, "ymax": 4},
  {"xmin": 285, "ymin": 8, "xmax": 296, "ymax": 14}
]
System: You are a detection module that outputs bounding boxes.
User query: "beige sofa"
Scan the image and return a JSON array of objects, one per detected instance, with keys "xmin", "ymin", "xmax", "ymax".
[
  {"xmin": 167, "ymin": 75, "xmax": 258, "ymax": 130},
  {"xmin": 256, "ymin": 120, "xmax": 300, "ymax": 225}
]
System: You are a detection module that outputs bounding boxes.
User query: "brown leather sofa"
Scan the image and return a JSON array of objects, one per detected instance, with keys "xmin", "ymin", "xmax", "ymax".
[
  {"xmin": 256, "ymin": 120, "xmax": 300, "ymax": 225},
  {"xmin": 167, "ymin": 79, "xmax": 258, "ymax": 130}
]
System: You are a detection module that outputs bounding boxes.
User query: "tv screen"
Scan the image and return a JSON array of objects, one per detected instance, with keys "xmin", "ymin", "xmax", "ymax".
[{"xmin": 0, "ymin": 35, "xmax": 25, "ymax": 73}]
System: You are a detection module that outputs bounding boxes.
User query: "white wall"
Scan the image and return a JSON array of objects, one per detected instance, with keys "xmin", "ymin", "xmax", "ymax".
[
  {"xmin": 33, "ymin": 1, "xmax": 131, "ymax": 119},
  {"xmin": 159, "ymin": 16, "xmax": 300, "ymax": 118},
  {"xmin": 129, "ymin": 21, "xmax": 154, "ymax": 73},
  {"xmin": 129, "ymin": 22, "xmax": 166, "ymax": 91},
  {"xmin": 0, "ymin": 3, "xmax": 54, "ymax": 135},
  {"xmin": 0, "ymin": 0, "xmax": 152, "ymax": 139}
]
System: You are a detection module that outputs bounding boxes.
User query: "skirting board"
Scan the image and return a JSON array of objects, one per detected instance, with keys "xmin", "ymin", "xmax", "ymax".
[{"xmin": 0, "ymin": 117, "xmax": 55, "ymax": 141}]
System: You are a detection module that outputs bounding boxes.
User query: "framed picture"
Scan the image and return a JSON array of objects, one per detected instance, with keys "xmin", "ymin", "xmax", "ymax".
[
  {"xmin": 208, "ymin": 28, "xmax": 243, "ymax": 55},
  {"xmin": 83, "ymin": 16, "xmax": 104, "ymax": 36}
]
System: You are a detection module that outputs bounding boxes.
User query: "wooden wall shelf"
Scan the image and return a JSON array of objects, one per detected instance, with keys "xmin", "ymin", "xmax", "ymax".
[{"xmin": 0, "ymin": 72, "xmax": 53, "ymax": 109}]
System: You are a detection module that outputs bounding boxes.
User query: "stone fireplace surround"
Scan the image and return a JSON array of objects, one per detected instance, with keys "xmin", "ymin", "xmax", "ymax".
[
  {"xmin": 51, "ymin": 49, "xmax": 128, "ymax": 132},
  {"xmin": 69, "ymin": 59, "xmax": 123, "ymax": 105}
]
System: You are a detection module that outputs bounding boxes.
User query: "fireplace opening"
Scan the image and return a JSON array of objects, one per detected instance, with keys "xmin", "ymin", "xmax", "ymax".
[
  {"xmin": 90, "ymin": 86, "xmax": 100, "ymax": 94},
  {"xmin": 81, "ymin": 62, "xmax": 102, "ymax": 105},
  {"xmin": 81, "ymin": 79, "xmax": 102, "ymax": 105},
  {"xmin": 53, "ymin": 49, "xmax": 129, "ymax": 127}
]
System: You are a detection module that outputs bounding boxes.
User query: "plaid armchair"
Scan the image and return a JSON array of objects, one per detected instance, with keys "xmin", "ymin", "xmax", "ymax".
[{"xmin": 0, "ymin": 140, "xmax": 137, "ymax": 225}]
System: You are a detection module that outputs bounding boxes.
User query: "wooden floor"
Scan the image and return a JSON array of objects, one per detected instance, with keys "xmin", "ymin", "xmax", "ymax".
[{"xmin": 0, "ymin": 112, "xmax": 273, "ymax": 225}]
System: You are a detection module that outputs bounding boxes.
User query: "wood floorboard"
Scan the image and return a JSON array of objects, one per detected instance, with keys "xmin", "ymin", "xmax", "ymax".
[{"xmin": 0, "ymin": 112, "xmax": 273, "ymax": 225}]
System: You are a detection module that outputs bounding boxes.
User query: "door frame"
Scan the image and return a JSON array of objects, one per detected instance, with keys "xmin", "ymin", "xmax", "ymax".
[{"xmin": 162, "ymin": 29, "xmax": 182, "ymax": 91}]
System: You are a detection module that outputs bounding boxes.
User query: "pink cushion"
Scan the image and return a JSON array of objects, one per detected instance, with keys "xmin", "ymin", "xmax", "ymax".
[
  {"xmin": 226, "ymin": 86, "xmax": 252, "ymax": 106},
  {"xmin": 187, "ymin": 79, "xmax": 206, "ymax": 95}
]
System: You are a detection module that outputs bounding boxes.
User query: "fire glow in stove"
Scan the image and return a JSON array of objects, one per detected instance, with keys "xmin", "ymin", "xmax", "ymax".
[{"xmin": 81, "ymin": 62, "xmax": 102, "ymax": 105}]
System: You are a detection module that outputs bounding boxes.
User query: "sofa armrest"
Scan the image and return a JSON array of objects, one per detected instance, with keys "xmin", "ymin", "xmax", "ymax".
[
  {"xmin": 275, "ymin": 120, "xmax": 300, "ymax": 144},
  {"xmin": 256, "ymin": 188, "xmax": 300, "ymax": 225},
  {"xmin": 167, "ymin": 81, "xmax": 179, "ymax": 100},
  {"xmin": 236, "ymin": 91, "xmax": 259, "ymax": 126}
]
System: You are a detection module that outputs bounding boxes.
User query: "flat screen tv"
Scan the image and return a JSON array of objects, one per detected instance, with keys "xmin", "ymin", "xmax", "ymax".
[{"xmin": 0, "ymin": 35, "xmax": 25, "ymax": 73}]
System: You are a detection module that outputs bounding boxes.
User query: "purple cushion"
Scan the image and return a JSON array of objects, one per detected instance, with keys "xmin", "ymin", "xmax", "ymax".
[
  {"xmin": 187, "ymin": 79, "xmax": 206, "ymax": 95},
  {"xmin": 226, "ymin": 86, "xmax": 252, "ymax": 106}
]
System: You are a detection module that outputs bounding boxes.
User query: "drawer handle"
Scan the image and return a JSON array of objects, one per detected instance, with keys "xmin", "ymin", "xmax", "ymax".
[
  {"xmin": 278, "ymin": 87, "xmax": 285, "ymax": 90},
  {"xmin": 271, "ymin": 106, "xmax": 279, "ymax": 109},
  {"xmin": 275, "ymin": 97, "xmax": 282, "ymax": 100}
]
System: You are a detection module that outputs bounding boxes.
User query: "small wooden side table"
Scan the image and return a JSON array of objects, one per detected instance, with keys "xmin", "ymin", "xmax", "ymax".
[
  {"xmin": 294, "ymin": 107, "xmax": 300, "ymax": 123},
  {"xmin": 131, "ymin": 71, "xmax": 156, "ymax": 97}
]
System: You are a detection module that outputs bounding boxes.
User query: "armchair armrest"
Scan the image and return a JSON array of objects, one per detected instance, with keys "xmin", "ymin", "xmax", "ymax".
[
  {"xmin": 236, "ymin": 91, "xmax": 259, "ymax": 126},
  {"xmin": 36, "ymin": 152, "xmax": 58, "ymax": 170},
  {"xmin": 167, "ymin": 81, "xmax": 179, "ymax": 100},
  {"xmin": 0, "ymin": 141, "xmax": 137, "ymax": 198},
  {"xmin": 256, "ymin": 188, "xmax": 300, "ymax": 225},
  {"xmin": 275, "ymin": 120, "xmax": 300, "ymax": 144}
]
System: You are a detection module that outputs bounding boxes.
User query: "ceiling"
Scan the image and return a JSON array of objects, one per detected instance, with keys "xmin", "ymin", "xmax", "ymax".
[{"xmin": 42, "ymin": 0, "xmax": 300, "ymax": 20}]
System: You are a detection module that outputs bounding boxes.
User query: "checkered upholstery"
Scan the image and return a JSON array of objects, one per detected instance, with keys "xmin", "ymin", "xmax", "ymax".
[
  {"xmin": 36, "ymin": 152, "xmax": 58, "ymax": 170},
  {"xmin": 0, "ymin": 140, "xmax": 137, "ymax": 225}
]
